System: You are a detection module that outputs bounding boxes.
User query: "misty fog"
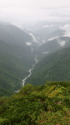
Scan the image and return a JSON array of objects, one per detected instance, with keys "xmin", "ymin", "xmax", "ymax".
[{"xmin": 0, "ymin": 0, "xmax": 70, "ymax": 30}]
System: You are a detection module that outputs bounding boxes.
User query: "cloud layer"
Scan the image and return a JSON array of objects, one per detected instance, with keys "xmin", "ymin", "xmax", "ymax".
[{"xmin": 0, "ymin": 0, "xmax": 70, "ymax": 27}]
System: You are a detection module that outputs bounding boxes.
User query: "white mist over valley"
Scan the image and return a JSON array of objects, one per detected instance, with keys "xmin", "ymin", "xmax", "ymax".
[{"xmin": 0, "ymin": 1, "xmax": 70, "ymax": 125}]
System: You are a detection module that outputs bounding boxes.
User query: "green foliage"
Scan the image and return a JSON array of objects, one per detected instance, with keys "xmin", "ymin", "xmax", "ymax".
[
  {"xmin": 0, "ymin": 118, "xmax": 10, "ymax": 125},
  {"xmin": 0, "ymin": 82, "xmax": 70, "ymax": 125},
  {"xmin": 27, "ymin": 47, "xmax": 70, "ymax": 85},
  {"xmin": 0, "ymin": 23, "xmax": 37, "ymax": 96},
  {"xmin": 0, "ymin": 32, "xmax": 35, "ymax": 96}
]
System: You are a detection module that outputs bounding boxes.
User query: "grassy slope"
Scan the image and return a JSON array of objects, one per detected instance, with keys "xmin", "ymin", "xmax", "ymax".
[
  {"xmin": 27, "ymin": 47, "xmax": 70, "ymax": 85},
  {"xmin": 0, "ymin": 82, "xmax": 70, "ymax": 125}
]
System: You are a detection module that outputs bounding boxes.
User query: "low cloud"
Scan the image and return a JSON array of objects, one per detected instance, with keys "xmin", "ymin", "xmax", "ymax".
[
  {"xmin": 42, "ymin": 25, "xmax": 54, "ymax": 29},
  {"xmin": 59, "ymin": 40, "xmax": 66, "ymax": 47},
  {"xmin": 59, "ymin": 24, "xmax": 70, "ymax": 37},
  {"xmin": 26, "ymin": 42, "xmax": 32, "ymax": 46},
  {"xmin": 0, "ymin": 1, "xmax": 70, "ymax": 28}
]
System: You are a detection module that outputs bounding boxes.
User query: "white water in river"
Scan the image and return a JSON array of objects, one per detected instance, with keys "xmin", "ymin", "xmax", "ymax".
[
  {"xmin": 22, "ymin": 56, "xmax": 38, "ymax": 86},
  {"xmin": 15, "ymin": 56, "xmax": 38, "ymax": 92}
]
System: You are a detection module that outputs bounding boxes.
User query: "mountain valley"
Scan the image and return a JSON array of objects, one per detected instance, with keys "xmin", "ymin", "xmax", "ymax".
[{"xmin": 0, "ymin": 21, "xmax": 70, "ymax": 125}]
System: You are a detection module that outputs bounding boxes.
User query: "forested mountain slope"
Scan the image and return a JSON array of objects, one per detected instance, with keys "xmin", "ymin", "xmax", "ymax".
[
  {"xmin": 0, "ymin": 22, "xmax": 33, "ymax": 46},
  {"xmin": 0, "ymin": 40, "xmax": 35, "ymax": 95},
  {"xmin": 27, "ymin": 47, "xmax": 70, "ymax": 85},
  {"xmin": 0, "ymin": 23, "xmax": 35, "ymax": 96},
  {"xmin": 38, "ymin": 36, "xmax": 70, "ymax": 55}
]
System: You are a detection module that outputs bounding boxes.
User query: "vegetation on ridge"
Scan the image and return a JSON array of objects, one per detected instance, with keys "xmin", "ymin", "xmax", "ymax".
[{"xmin": 0, "ymin": 82, "xmax": 70, "ymax": 125}]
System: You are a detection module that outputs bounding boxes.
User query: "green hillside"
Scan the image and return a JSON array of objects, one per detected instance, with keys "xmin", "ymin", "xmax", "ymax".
[
  {"xmin": 0, "ymin": 82, "xmax": 70, "ymax": 125},
  {"xmin": 0, "ymin": 22, "xmax": 33, "ymax": 46},
  {"xmin": 27, "ymin": 47, "xmax": 70, "ymax": 85},
  {"xmin": 0, "ymin": 23, "xmax": 36, "ymax": 96},
  {"xmin": 0, "ymin": 40, "xmax": 35, "ymax": 95}
]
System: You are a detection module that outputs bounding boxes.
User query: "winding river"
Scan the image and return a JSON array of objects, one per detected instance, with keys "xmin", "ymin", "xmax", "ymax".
[
  {"xmin": 22, "ymin": 56, "xmax": 38, "ymax": 86},
  {"xmin": 15, "ymin": 56, "xmax": 38, "ymax": 92}
]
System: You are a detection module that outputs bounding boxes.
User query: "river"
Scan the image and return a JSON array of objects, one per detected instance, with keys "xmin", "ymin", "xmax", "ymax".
[
  {"xmin": 22, "ymin": 55, "xmax": 38, "ymax": 86},
  {"xmin": 15, "ymin": 56, "xmax": 38, "ymax": 92}
]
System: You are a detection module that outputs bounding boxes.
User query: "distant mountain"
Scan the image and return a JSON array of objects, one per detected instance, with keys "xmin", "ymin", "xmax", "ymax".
[
  {"xmin": 30, "ymin": 22, "xmax": 65, "ymax": 41},
  {"xmin": 27, "ymin": 47, "xmax": 70, "ymax": 85},
  {"xmin": 0, "ymin": 22, "xmax": 70, "ymax": 95},
  {"xmin": 38, "ymin": 36, "xmax": 70, "ymax": 55},
  {"xmin": 29, "ymin": 22, "xmax": 70, "ymax": 58},
  {"xmin": 0, "ymin": 22, "xmax": 35, "ymax": 96},
  {"xmin": 0, "ymin": 22, "xmax": 34, "ymax": 46}
]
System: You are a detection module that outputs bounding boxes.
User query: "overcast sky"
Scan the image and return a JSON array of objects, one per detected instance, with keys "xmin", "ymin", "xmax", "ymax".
[
  {"xmin": 0, "ymin": 0, "xmax": 70, "ymax": 8},
  {"xmin": 0, "ymin": 0, "xmax": 70, "ymax": 27}
]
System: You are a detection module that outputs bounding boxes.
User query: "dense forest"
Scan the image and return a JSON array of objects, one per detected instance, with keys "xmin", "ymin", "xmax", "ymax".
[
  {"xmin": 27, "ymin": 47, "xmax": 70, "ymax": 85},
  {"xmin": 0, "ymin": 23, "xmax": 35, "ymax": 96}
]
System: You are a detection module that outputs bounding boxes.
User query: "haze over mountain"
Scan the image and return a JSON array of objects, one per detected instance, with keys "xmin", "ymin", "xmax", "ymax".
[
  {"xmin": 0, "ymin": 0, "xmax": 70, "ymax": 29},
  {"xmin": 0, "ymin": 21, "xmax": 70, "ymax": 95},
  {"xmin": 0, "ymin": 1, "xmax": 70, "ymax": 124},
  {"xmin": 28, "ymin": 22, "xmax": 70, "ymax": 58},
  {"xmin": 0, "ymin": 22, "xmax": 37, "ymax": 95}
]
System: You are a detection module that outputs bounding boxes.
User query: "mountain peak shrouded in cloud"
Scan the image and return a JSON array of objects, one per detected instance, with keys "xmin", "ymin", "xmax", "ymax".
[{"xmin": 0, "ymin": 0, "xmax": 70, "ymax": 27}]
